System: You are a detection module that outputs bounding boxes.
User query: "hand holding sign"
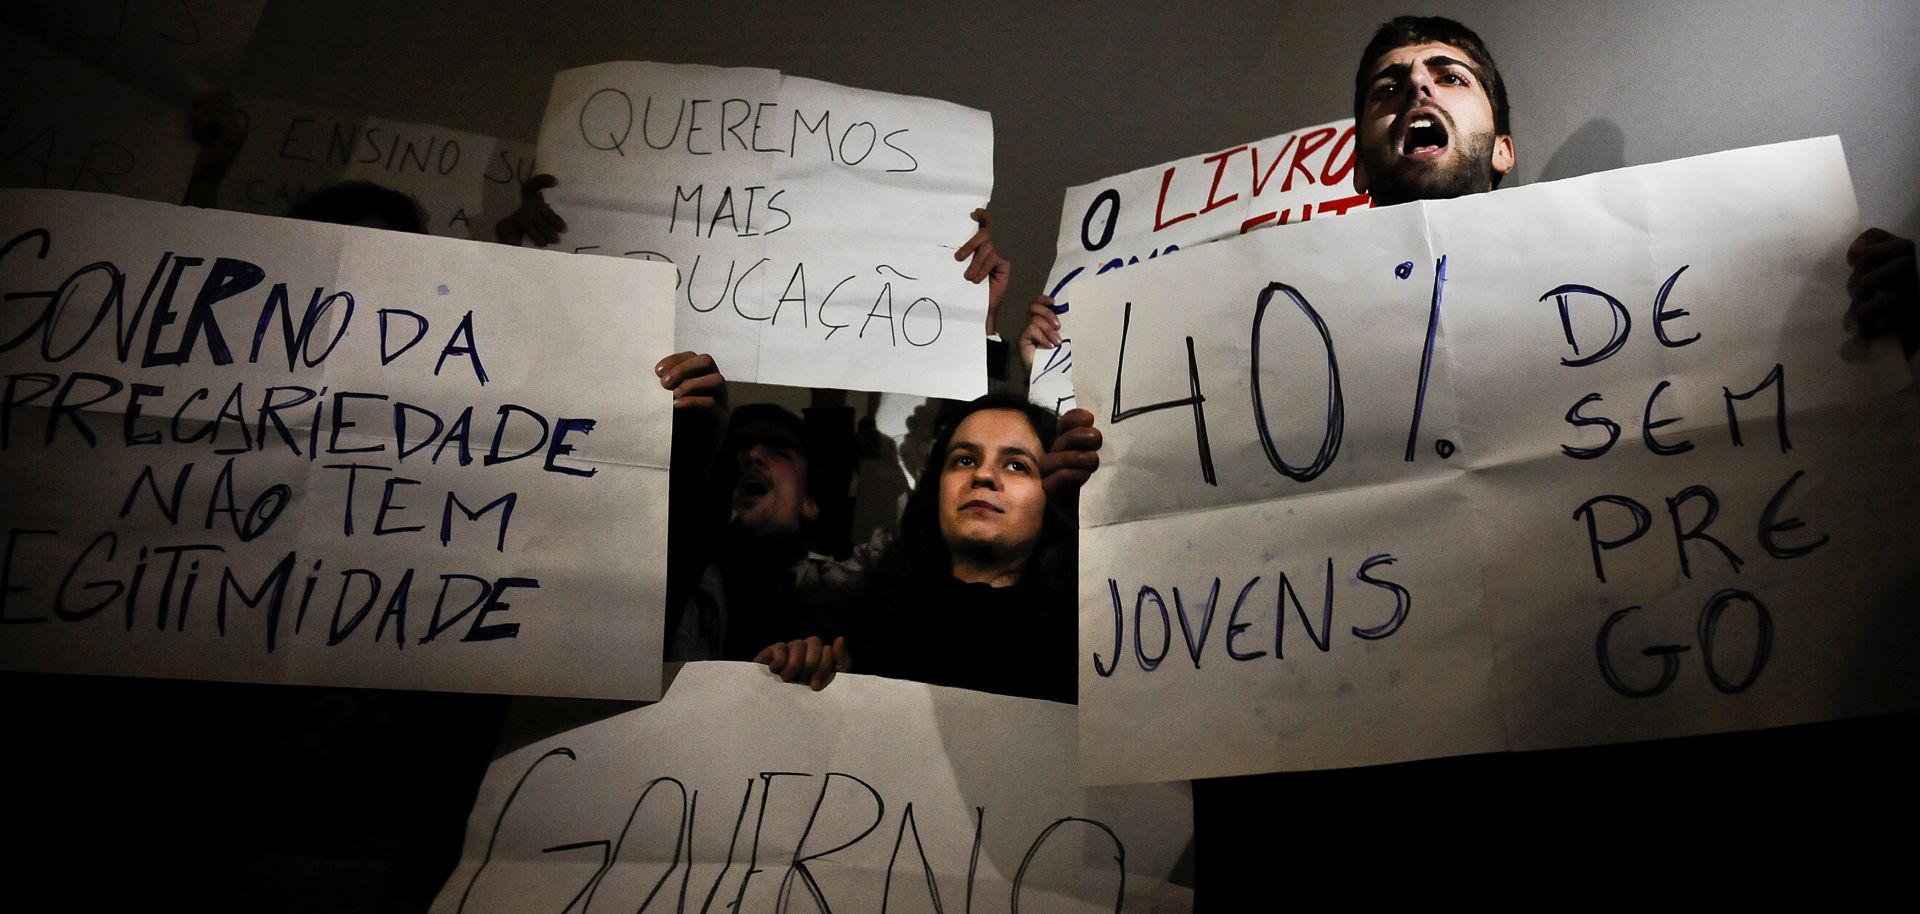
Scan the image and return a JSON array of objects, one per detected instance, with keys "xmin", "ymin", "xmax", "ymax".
[
  {"xmin": 755, "ymin": 635, "xmax": 851, "ymax": 691},
  {"xmin": 1018, "ymin": 294, "xmax": 1063, "ymax": 370},
  {"xmin": 1041, "ymin": 407, "xmax": 1102, "ymax": 517},
  {"xmin": 958, "ymin": 207, "xmax": 1012, "ymax": 332},
  {"xmin": 655, "ymin": 350, "xmax": 727, "ymax": 415},
  {"xmin": 655, "ymin": 349, "xmax": 728, "ymax": 455}
]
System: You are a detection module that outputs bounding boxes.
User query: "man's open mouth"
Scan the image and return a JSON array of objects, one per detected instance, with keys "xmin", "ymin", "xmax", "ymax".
[
  {"xmin": 1402, "ymin": 115, "xmax": 1449, "ymax": 156},
  {"xmin": 737, "ymin": 476, "xmax": 770, "ymax": 499}
]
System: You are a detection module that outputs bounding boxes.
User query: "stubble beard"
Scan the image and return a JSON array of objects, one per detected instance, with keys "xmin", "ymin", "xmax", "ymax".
[{"xmin": 1362, "ymin": 129, "xmax": 1497, "ymax": 207}]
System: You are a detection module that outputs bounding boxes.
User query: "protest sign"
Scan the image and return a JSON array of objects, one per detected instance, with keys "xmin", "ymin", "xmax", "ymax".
[
  {"xmin": 1, "ymin": 26, "xmax": 199, "ymax": 203},
  {"xmin": 0, "ymin": 189, "xmax": 677, "ymax": 700},
  {"xmin": 535, "ymin": 62, "xmax": 993, "ymax": 400},
  {"xmin": 1069, "ymin": 137, "xmax": 1920, "ymax": 785},
  {"xmin": 1, "ymin": 0, "xmax": 266, "ymax": 98},
  {"xmin": 433, "ymin": 662, "xmax": 1193, "ymax": 914},
  {"xmin": 1028, "ymin": 119, "xmax": 1368, "ymax": 413},
  {"xmin": 219, "ymin": 95, "xmax": 539, "ymax": 242}
]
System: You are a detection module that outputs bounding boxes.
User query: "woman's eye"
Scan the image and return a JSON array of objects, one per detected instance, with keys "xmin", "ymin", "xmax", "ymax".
[
  {"xmin": 1006, "ymin": 459, "xmax": 1029, "ymax": 474},
  {"xmin": 952, "ymin": 454, "xmax": 975, "ymax": 468}
]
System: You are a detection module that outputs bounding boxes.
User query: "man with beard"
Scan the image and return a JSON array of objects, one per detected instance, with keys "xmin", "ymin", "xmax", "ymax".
[
  {"xmin": 670, "ymin": 401, "xmax": 866, "ymax": 663},
  {"xmin": 1020, "ymin": 16, "xmax": 1915, "ymax": 360},
  {"xmin": 1174, "ymin": 13, "xmax": 1920, "ymax": 898},
  {"xmin": 1348, "ymin": 16, "xmax": 1513, "ymax": 207},
  {"xmin": 1345, "ymin": 16, "xmax": 1913, "ymax": 341}
]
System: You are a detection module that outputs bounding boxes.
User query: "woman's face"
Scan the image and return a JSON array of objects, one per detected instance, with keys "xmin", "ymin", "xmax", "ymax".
[{"xmin": 937, "ymin": 408, "xmax": 1048, "ymax": 563}]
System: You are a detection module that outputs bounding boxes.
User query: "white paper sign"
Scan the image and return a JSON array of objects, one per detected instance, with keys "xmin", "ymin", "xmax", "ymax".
[
  {"xmin": 433, "ymin": 662, "xmax": 1193, "ymax": 914},
  {"xmin": 536, "ymin": 62, "xmax": 993, "ymax": 400},
  {"xmin": 1, "ymin": 26, "xmax": 198, "ymax": 203},
  {"xmin": 0, "ymin": 190, "xmax": 676, "ymax": 700},
  {"xmin": 1070, "ymin": 138, "xmax": 1920, "ymax": 785},
  {"xmin": 219, "ymin": 95, "xmax": 539, "ymax": 242},
  {"xmin": 1029, "ymin": 119, "xmax": 1369, "ymax": 413}
]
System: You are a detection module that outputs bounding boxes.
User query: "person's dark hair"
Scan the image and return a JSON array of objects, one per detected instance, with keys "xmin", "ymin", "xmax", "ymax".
[
  {"xmin": 714, "ymin": 400, "xmax": 821, "ymax": 518},
  {"xmin": 290, "ymin": 180, "xmax": 428, "ymax": 233},
  {"xmin": 1353, "ymin": 15, "xmax": 1512, "ymax": 187},
  {"xmin": 722, "ymin": 403, "xmax": 807, "ymax": 458},
  {"xmin": 865, "ymin": 393, "xmax": 1073, "ymax": 612}
]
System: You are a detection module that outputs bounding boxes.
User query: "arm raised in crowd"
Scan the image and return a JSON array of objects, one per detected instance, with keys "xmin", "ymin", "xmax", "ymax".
[
  {"xmin": 1017, "ymin": 295, "xmax": 1063, "ymax": 371},
  {"xmin": 658, "ymin": 351, "xmax": 730, "ymax": 652},
  {"xmin": 656, "ymin": 351, "xmax": 729, "ymax": 516},
  {"xmin": 956, "ymin": 208, "xmax": 1012, "ymax": 333}
]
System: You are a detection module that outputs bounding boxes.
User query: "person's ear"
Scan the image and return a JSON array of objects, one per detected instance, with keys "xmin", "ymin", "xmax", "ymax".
[
  {"xmin": 802, "ymin": 495, "xmax": 819, "ymax": 523},
  {"xmin": 1353, "ymin": 156, "xmax": 1370, "ymax": 194},
  {"xmin": 1492, "ymin": 134, "xmax": 1515, "ymax": 180}
]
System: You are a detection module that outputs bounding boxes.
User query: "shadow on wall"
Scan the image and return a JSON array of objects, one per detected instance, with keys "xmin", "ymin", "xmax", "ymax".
[{"xmin": 1537, "ymin": 118, "xmax": 1628, "ymax": 184}]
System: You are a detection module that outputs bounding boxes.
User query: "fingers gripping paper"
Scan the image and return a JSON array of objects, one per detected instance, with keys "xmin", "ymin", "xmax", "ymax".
[
  {"xmin": 432, "ymin": 663, "xmax": 1194, "ymax": 914},
  {"xmin": 1070, "ymin": 138, "xmax": 1920, "ymax": 785},
  {"xmin": 0, "ymin": 190, "xmax": 676, "ymax": 700},
  {"xmin": 535, "ymin": 62, "xmax": 993, "ymax": 400},
  {"xmin": 1028, "ymin": 119, "xmax": 1369, "ymax": 414}
]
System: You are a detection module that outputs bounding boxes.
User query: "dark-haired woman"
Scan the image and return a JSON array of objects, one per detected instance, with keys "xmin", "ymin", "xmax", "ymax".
[
  {"xmin": 860, "ymin": 394, "xmax": 1079, "ymax": 703},
  {"xmin": 761, "ymin": 395, "xmax": 1100, "ymax": 703}
]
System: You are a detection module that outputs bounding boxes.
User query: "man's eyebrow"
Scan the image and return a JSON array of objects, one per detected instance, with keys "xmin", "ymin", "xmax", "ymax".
[
  {"xmin": 1370, "ymin": 54, "xmax": 1484, "ymax": 84},
  {"xmin": 1368, "ymin": 61, "xmax": 1412, "ymax": 84},
  {"xmin": 1425, "ymin": 54, "xmax": 1485, "ymax": 82}
]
